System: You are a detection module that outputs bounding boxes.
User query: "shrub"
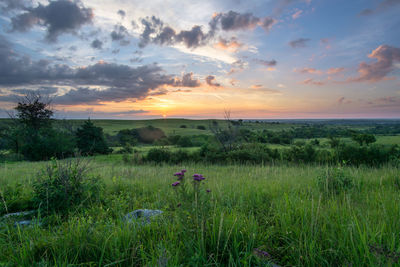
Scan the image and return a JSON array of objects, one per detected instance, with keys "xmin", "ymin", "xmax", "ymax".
[
  {"xmin": 146, "ymin": 148, "xmax": 171, "ymax": 163},
  {"xmin": 317, "ymin": 167, "xmax": 354, "ymax": 195},
  {"xmin": 197, "ymin": 125, "xmax": 206, "ymax": 130},
  {"xmin": 32, "ymin": 158, "xmax": 103, "ymax": 214},
  {"xmin": 180, "ymin": 125, "xmax": 187, "ymax": 128},
  {"xmin": 177, "ymin": 136, "xmax": 193, "ymax": 147}
]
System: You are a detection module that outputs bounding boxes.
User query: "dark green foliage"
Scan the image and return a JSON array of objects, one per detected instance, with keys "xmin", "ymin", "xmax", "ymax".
[
  {"xmin": 146, "ymin": 148, "xmax": 171, "ymax": 163},
  {"xmin": 336, "ymin": 144, "xmax": 399, "ymax": 166},
  {"xmin": 351, "ymin": 133, "xmax": 376, "ymax": 146},
  {"xmin": 20, "ymin": 128, "xmax": 75, "ymax": 161},
  {"xmin": 177, "ymin": 136, "xmax": 193, "ymax": 147},
  {"xmin": 197, "ymin": 125, "xmax": 206, "ymax": 130},
  {"xmin": 284, "ymin": 144, "xmax": 316, "ymax": 163},
  {"xmin": 5, "ymin": 93, "xmax": 76, "ymax": 161},
  {"xmin": 32, "ymin": 159, "xmax": 103, "ymax": 214},
  {"xmin": 0, "ymin": 183, "xmax": 34, "ymax": 215},
  {"xmin": 317, "ymin": 167, "xmax": 354, "ymax": 194},
  {"xmin": 180, "ymin": 125, "xmax": 187, "ymax": 128},
  {"xmin": 14, "ymin": 93, "xmax": 53, "ymax": 130},
  {"xmin": 76, "ymin": 119, "xmax": 111, "ymax": 155}
]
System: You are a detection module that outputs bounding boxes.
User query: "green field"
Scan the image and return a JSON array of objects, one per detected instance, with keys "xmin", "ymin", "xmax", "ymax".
[{"xmin": 1, "ymin": 157, "xmax": 399, "ymax": 266}]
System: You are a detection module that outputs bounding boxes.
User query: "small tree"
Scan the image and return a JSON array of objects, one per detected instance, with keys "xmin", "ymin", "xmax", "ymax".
[{"xmin": 76, "ymin": 119, "xmax": 111, "ymax": 155}]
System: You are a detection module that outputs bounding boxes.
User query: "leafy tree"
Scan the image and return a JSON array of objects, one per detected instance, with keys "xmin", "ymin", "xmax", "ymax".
[
  {"xmin": 351, "ymin": 133, "xmax": 376, "ymax": 146},
  {"xmin": 5, "ymin": 92, "xmax": 75, "ymax": 160},
  {"xmin": 76, "ymin": 119, "xmax": 111, "ymax": 155},
  {"xmin": 14, "ymin": 93, "xmax": 53, "ymax": 130}
]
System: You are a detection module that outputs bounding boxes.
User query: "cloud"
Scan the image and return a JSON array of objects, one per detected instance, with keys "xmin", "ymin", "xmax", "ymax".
[
  {"xmin": 117, "ymin": 9, "xmax": 126, "ymax": 19},
  {"xmin": 254, "ymin": 59, "xmax": 277, "ymax": 67},
  {"xmin": 213, "ymin": 11, "xmax": 260, "ymax": 31},
  {"xmin": 138, "ymin": 11, "xmax": 275, "ymax": 49},
  {"xmin": 205, "ymin": 75, "xmax": 221, "ymax": 87},
  {"xmin": 214, "ymin": 37, "xmax": 243, "ymax": 52},
  {"xmin": 300, "ymin": 78, "xmax": 325, "ymax": 86},
  {"xmin": 173, "ymin": 73, "xmax": 201, "ymax": 87},
  {"xmin": 327, "ymin": 67, "xmax": 344, "ymax": 74},
  {"xmin": 292, "ymin": 10, "xmax": 303, "ymax": 19},
  {"xmin": 289, "ymin": 38, "xmax": 310, "ymax": 48},
  {"xmin": 91, "ymin": 39, "xmax": 103, "ymax": 49},
  {"xmin": 10, "ymin": 0, "xmax": 93, "ymax": 42},
  {"xmin": 0, "ymin": 38, "xmax": 203, "ymax": 105},
  {"xmin": 367, "ymin": 96, "xmax": 400, "ymax": 107},
  {"xmin": 250, "ymin": 84, "xmax": 281, "ymax": 94},
  {"xmin": 0, "ymin": 0, "xmax": 28, "ymax": 11},
  {"xmin": 111, "ymin": 24, "xmax": 130, "ymax": 45},
  {"xmin": 54, "ymin": 108, "xmax": 149, "ymax": 119},
  {"xmin": 360, "ymin": 0, "xmax": 400, "ymax": 16},
  {"xmin": 348, "ymin": 45, "xmax": 400, "ymax": 83},
  {"xmin": 295, "ymin": 67, "xmax": 322, "ymax": 74}
]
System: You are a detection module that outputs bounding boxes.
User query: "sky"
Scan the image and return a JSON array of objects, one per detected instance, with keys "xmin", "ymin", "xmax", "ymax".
[{"xmin": 0, "ymin": 0, "xmax": 399, "ymax": 119}]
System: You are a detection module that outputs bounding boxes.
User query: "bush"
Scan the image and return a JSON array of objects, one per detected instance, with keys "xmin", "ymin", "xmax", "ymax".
[
  {"xmin": 180, "ymin": 125, "xmax": 187, "ymax": 128},
  {"xmin": 317, "ymin": 167, "xmax": 354, "ymax": 195},
  {"xmin": 177, "ymin": 136, "xmax": 193, "ymax": 147},
  {"xmin": 197, "ymin": 125, "xmax": 206, "ymax": 130},
  {"xmin": 146, "ymin": 148, "xmax": 171, "ymax": 163},
  {"xmin": 32, "ymin": 159, "xmax": 103, "ymax": 214}
]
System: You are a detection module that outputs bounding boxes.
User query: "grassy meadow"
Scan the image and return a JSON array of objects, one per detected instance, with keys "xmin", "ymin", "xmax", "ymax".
[
  {"xmin": 1, "ymin": 157, "xmax": 400, "ymax": 266},
  {"xmin": 1, "ymin": 119, "xmax": 400, "ymax": 266}
]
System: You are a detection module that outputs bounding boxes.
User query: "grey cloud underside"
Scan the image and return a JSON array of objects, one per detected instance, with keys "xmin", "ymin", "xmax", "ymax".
[
  {"xmin": 0, "ymin": 36, "xmax": 201, "ymax": 105},
  {"xmin": 9, "ymin": 0, "xmax": 93, "ymax": 42},
  {"xmin": 254, "ymin": 59, "xmax": 277, "ymax": 67},
  {"xmin": 0, "ymin": 0, "xmax": 28, "ymax": 11},
  {"xmin": 111, "ymin": 24, "xmax": 130, "ymax": 45},
  {"xmin": 91, "ymin": 39, "xmax": 103, "ymax": 49},
  {"xmin": 289, "ymin": 38, "xmax": 310, "ymax": 48},
  {"xmin": 205, "ymin": 75, "xmax": 221, "ymax": 87},
  {"xmin": 350, "ymin": 45, "xmax": 400, "ymax": 83},
  {"xmin": 138, "ymin": 11, "xmax": 275, "ymax": 49}
]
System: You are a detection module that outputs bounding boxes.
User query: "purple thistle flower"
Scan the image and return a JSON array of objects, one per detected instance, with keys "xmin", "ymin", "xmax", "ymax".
[
  {"xmin": 174, "ymin": 172, "xmax": 184, "ymax": 180},
  {"xmin": 193, "ymin": 174, "xmax": 205, "ymax": 181},
  {"xmin": 206, "ymin": 189, "xmax": 211, "ymax": 193},
  {"xmin": 181, "ymin": 169, "xmax": 187, "ymax": 173},
  {"xmin": 172, "ymin": 181, "xmax": 180, "ymax": 187}
]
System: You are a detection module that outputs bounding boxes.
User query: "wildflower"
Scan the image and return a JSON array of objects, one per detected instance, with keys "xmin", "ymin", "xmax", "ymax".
[
  {"xmin": 174, "ymin": 172, "xmax": 184, "ymax": 180},
  {"xmin": 181, "ymin": 169, "xmax": 187, "ymax": 173},
  {"xmin": 193, "ymin": 174, "xmax": 205, "ymax": 181},
  {"xmin": 172, "ymin": 181, "xmax": 180, "ymax": 187},
  {"xmin": 206, "ymin": 189, "xmax": 211, "ymax": 193}
]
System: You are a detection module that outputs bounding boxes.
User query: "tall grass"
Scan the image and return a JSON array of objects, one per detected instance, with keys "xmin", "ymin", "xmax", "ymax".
[{"xmin": 0, "ymin": 159, "xmax": 399, "ymax": 266}]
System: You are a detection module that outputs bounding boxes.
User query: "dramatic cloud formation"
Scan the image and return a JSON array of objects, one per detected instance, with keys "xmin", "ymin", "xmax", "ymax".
[
  {"xmin": 205, "ymin": 75, "xmax": 221, "ymax": 87},
  {"xmin": 138, "ymin": 11, "xmax": 275, "ymax": 49},
  {"xmin": 289, "ymin": 38, "xmax": 310, "ymax": 48},
  {"xmin": 349, "ymin": 45, "xmax": 400, "ymax": 83},
  {"xmin": 10, "ymin": 0, "xmax": 93, "ymax": 42},
  {"xmin": 360, "ymin": 0, "xmax": 400, "ymax": 16},
  {"xmin": 0, "ymin": 37, "xmax": 202, "ymax": 105}
]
